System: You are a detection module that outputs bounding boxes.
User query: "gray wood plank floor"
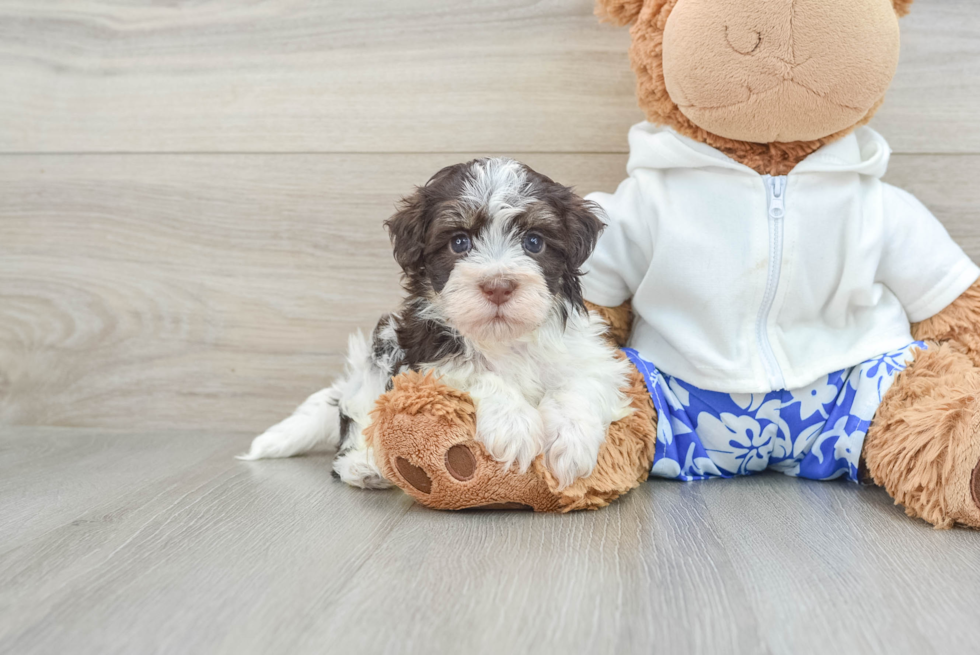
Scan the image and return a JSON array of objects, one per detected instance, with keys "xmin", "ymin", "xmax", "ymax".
[{"xmin": 2, "ymin": 427, "xmax": 978, "ymax": 655}]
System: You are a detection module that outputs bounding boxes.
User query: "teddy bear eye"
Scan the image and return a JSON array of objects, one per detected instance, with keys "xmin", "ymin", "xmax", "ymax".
[
  {"xmin": 523, "ymin": 233, "xmax": 545, "ymax": 254},
  {"xmin": 450, "ymin": 233, "xmax": 472, "ymax": 254}
]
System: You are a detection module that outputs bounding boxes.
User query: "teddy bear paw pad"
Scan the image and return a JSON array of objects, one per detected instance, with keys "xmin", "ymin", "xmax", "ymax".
[
  {"xmin": 395, "ymin": 457, "xmax": 432, "ymax": 494},
  {"xmin": 972, "ymin": 460, "xmax": 980, "ymax": 511},
  {"xmin": 445, "ymin": 444, "xmax": 477, "ymax": 481}
]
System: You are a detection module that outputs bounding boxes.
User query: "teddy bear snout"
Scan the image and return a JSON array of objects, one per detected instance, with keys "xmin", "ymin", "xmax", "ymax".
[{"xmin": 660, "ymin": 0, "xmax": 901, "ymax": 143}]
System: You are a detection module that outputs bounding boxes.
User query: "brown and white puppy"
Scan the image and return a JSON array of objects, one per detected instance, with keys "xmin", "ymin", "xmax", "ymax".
[{"xmin": 240, "ymin": 158, "xmax": 632, "ymax": 490}]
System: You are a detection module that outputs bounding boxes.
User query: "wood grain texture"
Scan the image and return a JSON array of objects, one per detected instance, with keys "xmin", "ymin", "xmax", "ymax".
[
  {"xmin": 0, "ymin": 153, "xmax": 628, "ymax": 432},
  {"xmin": 2, "ymin": 153, "xmax": 978, "ymax": 432},
  {"xmin": 1, "ymin": 427, "xmax": 978, "ymax": 655},
  {"xmin": 0, "ymin": 0, "xmax": 977, "ymax": 154}
]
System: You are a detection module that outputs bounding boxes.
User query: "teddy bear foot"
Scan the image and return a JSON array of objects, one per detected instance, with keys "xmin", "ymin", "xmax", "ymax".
[
  {"xmin": 363, "ymin": 371, "xmax": 566, "ymax": 512},
  {"xmin": 951, "ymin": 411, "xmax": 980, "ymax": 528},
  {"xmin": 943, "ymin": 405, "xmax": 980, "ymax": 528},
  {"xmin": 865, "ymin": 343, "xmax": 980, "ymax": 529},
  {"xmin": 364, "ymin": 359, "xmax": 659, "ymax": 514}
]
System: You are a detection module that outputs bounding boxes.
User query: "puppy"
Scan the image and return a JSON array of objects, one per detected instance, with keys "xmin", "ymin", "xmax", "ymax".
[{"xmin": 240, "ymin": 158, "xmax": 632, "ymax": 490}]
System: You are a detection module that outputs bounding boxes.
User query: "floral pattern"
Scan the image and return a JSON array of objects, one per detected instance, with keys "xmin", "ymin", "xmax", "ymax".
[{"xmin": 625, "ymin": 342, "xmax": 926, "ymax": 482}]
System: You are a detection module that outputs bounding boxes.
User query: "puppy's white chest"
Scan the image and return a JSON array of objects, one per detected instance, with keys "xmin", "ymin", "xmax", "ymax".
[{"xmin": 484, "ymin": 343, "xmax": 569, "ymax": 402}]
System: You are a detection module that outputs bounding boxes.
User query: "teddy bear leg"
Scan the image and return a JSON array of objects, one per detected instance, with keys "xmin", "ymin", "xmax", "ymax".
[
  {"xmin": 366, "ymin": 358, "xmax": 659, "ymax": 513},
  {"xmin": 365, "ymin": 371, "xmax": 566, "ymax": 512},
  {"xmin": 863, "ymin": 342, "xmax": 980, "ymax": 529}
]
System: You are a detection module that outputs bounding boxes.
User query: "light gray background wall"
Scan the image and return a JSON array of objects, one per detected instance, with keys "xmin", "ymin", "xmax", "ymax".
[{"xmin": 2, "ymin": 0, "xmax": 978, "ymax": 434}]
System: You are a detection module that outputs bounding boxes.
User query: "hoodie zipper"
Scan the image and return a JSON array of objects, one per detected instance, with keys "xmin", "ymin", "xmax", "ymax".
[{"xmin": 757, "ymin": 175, "xmax": 788, "ymax": 391}]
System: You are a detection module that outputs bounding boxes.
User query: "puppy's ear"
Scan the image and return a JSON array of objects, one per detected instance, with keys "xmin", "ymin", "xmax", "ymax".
[
  {"xmin": 386, "ymin": 163, "xmax": 468, "ymax": 273},
  {"xmin": 595, "ymin": 0, "xmax": 646, "ymax": 26},
  {"xmin": 384, "ymin": 188, "xmax": 429, "ymax": 275},
  {"xmin": 550, "ymin": 191, "xmax": 605, "ymax": 316},
  {"xmin": 561, "ymin": 195, "xmax": 606, "ymax": 271}
]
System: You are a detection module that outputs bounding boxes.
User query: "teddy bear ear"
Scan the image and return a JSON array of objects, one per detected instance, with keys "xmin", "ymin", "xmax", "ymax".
[
  {"xmin": 594, "ymin": 0, "xmax": 646, "ymax": 27},
  {"xmin": 893, "ymin": 0, "xmax": 914, "ymax": 17}
]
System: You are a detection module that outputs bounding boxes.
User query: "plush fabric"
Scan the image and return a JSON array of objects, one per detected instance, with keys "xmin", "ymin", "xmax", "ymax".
[
  {"xmin": 582, "ymin": 123, "xmax": 980, "ymax": 393},
  {"xmin": 597, "ymin": 0, "xmax": 910, "ymax": 175},
  {"xmin": 864, "ymin": 343, "xmax": 980, "ymax": 529},
  {"xmin": 913, "ymin": 279, "xmax": 980, "ymax": 368},
  {"xmin": 367, "ymin": 356, "xmax": 658, "ymax": 513},
  {"xmin": 365, "ymin": 371, "xmax": 562, "ymax": 511},
  {"xmin": 661, "ymin": 0, "xmax": 900, "ymax": 143}
]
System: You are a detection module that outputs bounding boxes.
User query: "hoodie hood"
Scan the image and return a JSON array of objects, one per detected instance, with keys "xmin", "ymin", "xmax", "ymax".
[{"xmin": 625, "ymin": 122, "xmax": 892, "ymax": 179}]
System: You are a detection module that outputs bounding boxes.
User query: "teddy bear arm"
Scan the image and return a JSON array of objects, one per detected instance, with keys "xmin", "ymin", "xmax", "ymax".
[
  {"xmin": 911, "ymin": 277, "xmax": 980, "ymax": 366},
  {"xmin": 585, "ymin": 299, "xmax": 634, "ymax": 348}
]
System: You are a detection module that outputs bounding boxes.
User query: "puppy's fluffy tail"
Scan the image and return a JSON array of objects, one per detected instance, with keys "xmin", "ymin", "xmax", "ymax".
[{"xmin": 237, "ymin": 386, "xmax": 343, "ymax": 460}]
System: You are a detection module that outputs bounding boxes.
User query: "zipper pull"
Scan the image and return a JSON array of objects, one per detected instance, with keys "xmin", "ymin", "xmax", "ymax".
[{"xmin": 769, "ymin": 177, "xmax": 785, "ymax": 219}]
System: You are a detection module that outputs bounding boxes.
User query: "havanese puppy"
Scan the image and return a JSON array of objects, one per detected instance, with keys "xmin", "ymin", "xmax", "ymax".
[{"xmin": 240, "ymin": 158, "xmax": 632, "ymax": 490}]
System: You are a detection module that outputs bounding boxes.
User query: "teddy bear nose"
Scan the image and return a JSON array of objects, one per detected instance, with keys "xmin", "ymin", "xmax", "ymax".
[{"xmin": 479, "ymin": 278, "xmax": 517, "ymax": 306}]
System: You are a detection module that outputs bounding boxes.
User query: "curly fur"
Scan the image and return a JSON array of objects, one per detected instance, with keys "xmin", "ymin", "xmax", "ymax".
[
  {"xmin": 913, "ymin": 278, "xmax": 980, "ymax": 368},
  {"xmin": 594, "ymin": 0, "xmax": 646, "ymax": 26},
  {"xmin": 863, "ymin": 343, "xmax": 980, "ymax": 529}
]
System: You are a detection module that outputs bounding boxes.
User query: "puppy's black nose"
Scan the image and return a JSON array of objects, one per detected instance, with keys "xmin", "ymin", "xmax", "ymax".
[{"xmin": 480, "ymin": 278, "xmax": 517, "ymax": 306}]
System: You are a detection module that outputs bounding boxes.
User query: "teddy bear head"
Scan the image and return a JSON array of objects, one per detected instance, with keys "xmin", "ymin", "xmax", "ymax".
[{"xmin": 597, "ymin": 0, "xmax": 913, "ymax": 174}]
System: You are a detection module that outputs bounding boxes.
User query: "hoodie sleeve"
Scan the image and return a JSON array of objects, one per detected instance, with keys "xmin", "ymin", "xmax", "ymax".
[
  {"xmin": 878, "ymin": 183, "xmax": 980, "ymax": 323},
  {"xmin": 581, "ymin": 176, "xmax": 656, "ymax": 308}
]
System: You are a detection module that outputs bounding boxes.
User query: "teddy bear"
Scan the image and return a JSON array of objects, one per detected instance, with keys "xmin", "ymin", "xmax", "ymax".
[{"xmin": 368, "ymin": 0, "xmax": 980, "ymax": 529}]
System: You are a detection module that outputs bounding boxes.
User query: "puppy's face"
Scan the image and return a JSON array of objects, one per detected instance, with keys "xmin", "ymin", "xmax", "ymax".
[{"xmin": 386, "ymin": 158, "xmax": 605, "ymax": 344}]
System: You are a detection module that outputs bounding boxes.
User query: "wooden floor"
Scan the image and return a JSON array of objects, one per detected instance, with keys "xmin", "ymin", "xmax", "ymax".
[
  {"xmin": 3, "ymin": 1, "xmax": 980, "ymax": 653},
  {"xmin": 1, "ymin": 427, "xmax": 978, "ymax": 655}
]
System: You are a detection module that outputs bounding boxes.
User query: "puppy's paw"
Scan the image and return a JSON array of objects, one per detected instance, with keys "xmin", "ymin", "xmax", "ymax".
[
  {"xmin": 332, "ymin": 448, "xmax": 392, "ymax": 490},
  {"xmin": 475, "ymin": 397, "xmax": 544, "ymax": 473},
  {"xmin": 540, "ymin": 397, "xmax": 607, "ymax": 489}
]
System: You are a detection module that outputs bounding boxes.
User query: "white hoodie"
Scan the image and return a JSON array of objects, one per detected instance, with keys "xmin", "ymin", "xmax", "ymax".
[{"xmin": 583, "ymin": 122, "xmax": 980, "ymax": 394}]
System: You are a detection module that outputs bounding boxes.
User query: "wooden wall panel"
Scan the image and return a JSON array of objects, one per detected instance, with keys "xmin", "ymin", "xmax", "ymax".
[
  {"xmin": 1, "ymin": 153, "xmax": 977, "ymax": 432},
  {"xmin": 0, "ymin": 153, "xmax": 627, "ymax": 431},
  {"xmin": 0, "ymin": 0, "xmax": 976, "ymax": 154}
]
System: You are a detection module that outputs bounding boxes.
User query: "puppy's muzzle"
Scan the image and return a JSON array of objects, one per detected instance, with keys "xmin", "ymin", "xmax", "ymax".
[{"xmin": 479, "ymin": 278, "xmax": 517, "ymax": 306}]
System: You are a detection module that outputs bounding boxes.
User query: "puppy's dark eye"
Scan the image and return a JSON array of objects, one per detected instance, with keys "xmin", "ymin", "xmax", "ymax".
[
  {"xmin": 523, "ymin": 233, "xmax": 545, "ymax": 254},
  {"xmin": 450, "ymin": 233, "xmax": 471, "ymax": 254}
]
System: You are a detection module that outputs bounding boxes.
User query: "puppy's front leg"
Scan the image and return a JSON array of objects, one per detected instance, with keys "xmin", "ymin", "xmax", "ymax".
[
  {"xmin": 539, "ymin": 366, "xmax": 632, "ymax": 489},
  {"xmin": 333, "ymin": 441, "xmax": 390, "ymax": 490},
  {"xmin": 468, "ymin": 373, "xmax": 545, "ymax": 473},
  {"xmin": 538, "ymin": 390, "xmax": 608, "ymax": 489}
]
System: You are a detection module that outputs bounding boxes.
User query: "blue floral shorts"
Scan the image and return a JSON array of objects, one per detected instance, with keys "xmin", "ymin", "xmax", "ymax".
[{"xmin": 624, "ymin": 343, "xmax": 926, "ymax": 483}]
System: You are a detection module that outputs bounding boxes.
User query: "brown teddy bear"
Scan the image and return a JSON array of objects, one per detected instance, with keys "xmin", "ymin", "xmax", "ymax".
[{"xmin": 369, "ymin": 0, "xmax": 980, "ymax": 529}]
